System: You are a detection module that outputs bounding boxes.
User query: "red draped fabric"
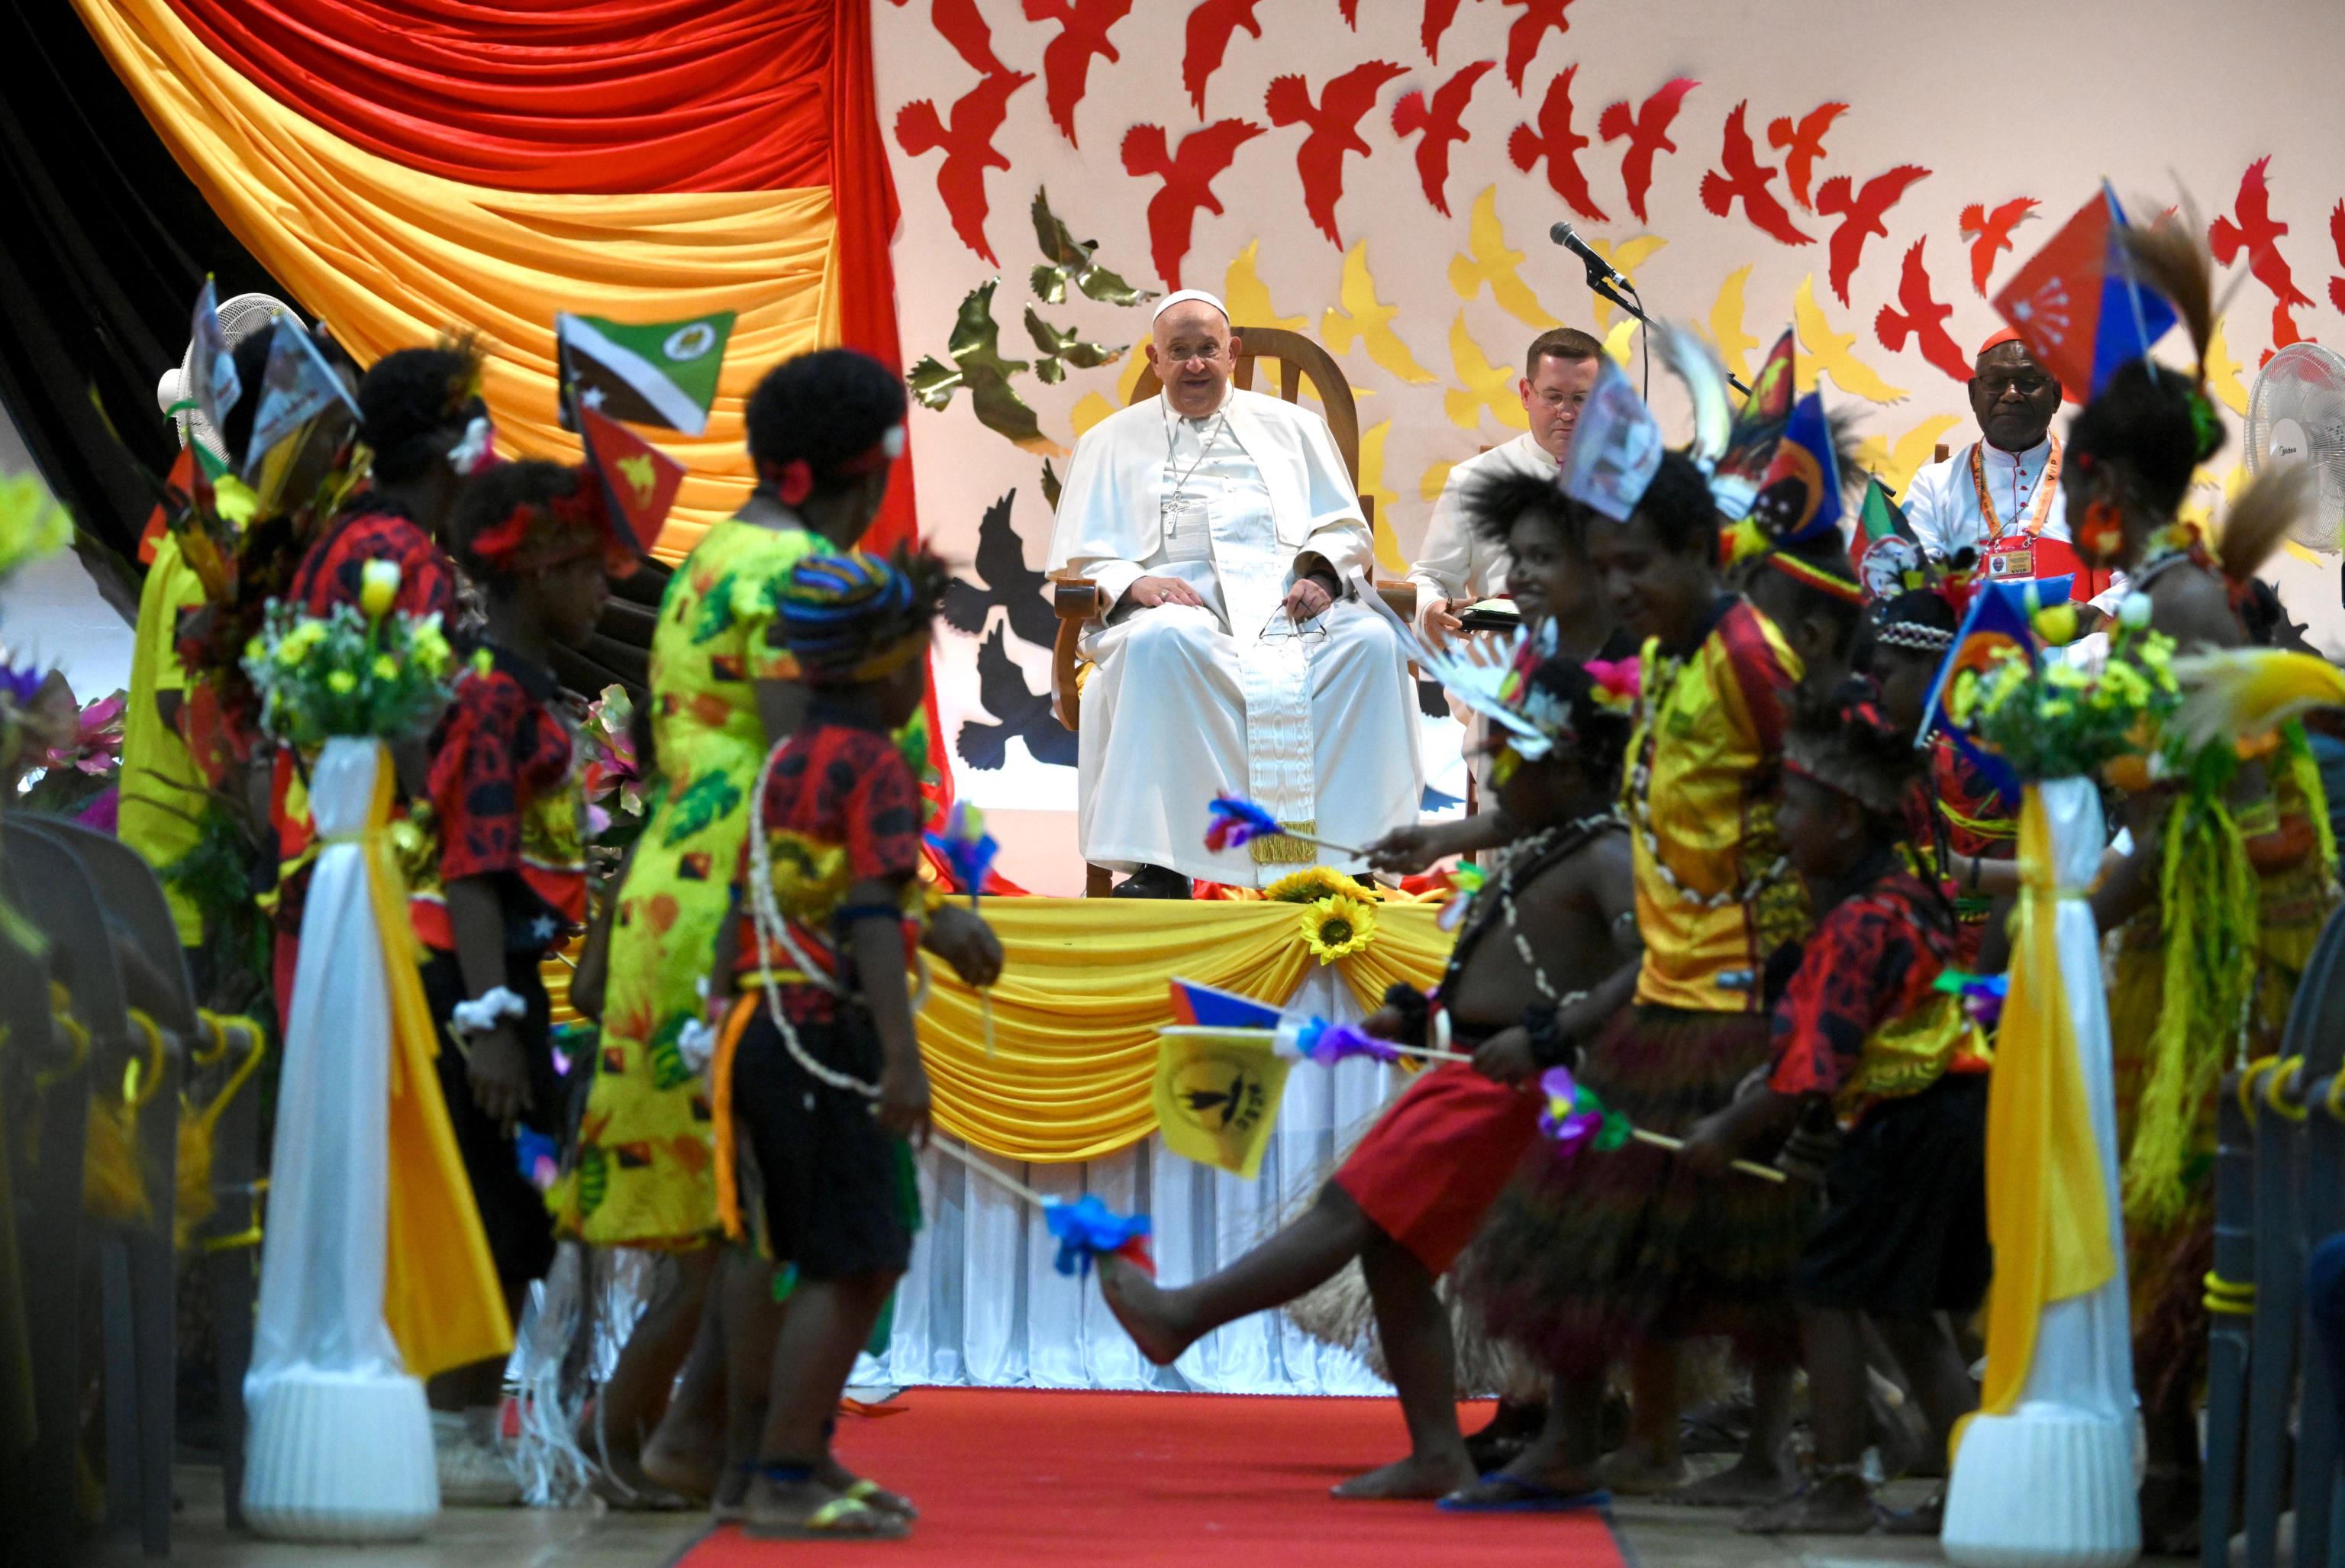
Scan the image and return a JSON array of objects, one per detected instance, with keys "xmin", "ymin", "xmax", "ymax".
[{"xmin": 159, "ymin": 0, "xmax": 833, "ymax": 192}]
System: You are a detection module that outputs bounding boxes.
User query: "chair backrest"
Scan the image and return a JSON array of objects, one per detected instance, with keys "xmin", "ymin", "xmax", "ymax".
[
  {"xmin": 1129, "ymin": 326, "xmax": 1369, "ymax": 522},
  {"xmin": 27, "ymin": 816, "xmax": 200, "ymax": 1040}
]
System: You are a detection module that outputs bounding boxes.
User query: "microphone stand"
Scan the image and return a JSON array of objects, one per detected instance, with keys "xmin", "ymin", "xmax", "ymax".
[{"xmin": 1579, "ymin": 264, "xmax": 1753, "ymax": 397}]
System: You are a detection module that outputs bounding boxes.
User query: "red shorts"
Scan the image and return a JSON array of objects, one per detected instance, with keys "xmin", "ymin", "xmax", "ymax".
[{"xmin": 1332, "ymin": 1060, "xmax": 1543, "ymax": 1276}]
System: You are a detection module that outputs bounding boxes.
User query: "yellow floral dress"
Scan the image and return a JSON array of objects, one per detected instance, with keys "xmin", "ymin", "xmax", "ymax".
[{"xmin": 552, "ymin": 518, "xmax": 818, "ymax": 1247}]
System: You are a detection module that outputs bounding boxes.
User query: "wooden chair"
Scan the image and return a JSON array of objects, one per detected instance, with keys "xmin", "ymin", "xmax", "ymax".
[{"xmin": 1047, "ymin": 326, "xmax": 1417, "ymax": 895}]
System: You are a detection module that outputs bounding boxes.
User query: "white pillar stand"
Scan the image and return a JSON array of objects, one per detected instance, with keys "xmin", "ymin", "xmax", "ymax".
[
  {"xmin": 242, "ymin": 739, "xmax": 438, "ymax": 1540},
  {"xmin": 1943, "ymin": 777, "xmax": 2140, "ymax": 1567}
]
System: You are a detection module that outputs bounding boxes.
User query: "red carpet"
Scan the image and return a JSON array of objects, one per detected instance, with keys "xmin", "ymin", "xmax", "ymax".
[{"xmin": 673, "ymin": 1389, "xmax": 1627, "ymax": 1566}]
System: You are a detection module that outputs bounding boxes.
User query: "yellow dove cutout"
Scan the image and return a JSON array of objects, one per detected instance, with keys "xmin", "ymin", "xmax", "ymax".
[
  {"xmin": 1444, "ymin": 313, "xmax": 1530, "ymax": 432},
  {"xmin": 1855, "ymin": 415, "xmax": 1960, "ymax": 497},
  {"xmin": 1589, "ymin": 237, "xmax": 1666, "ymax": 330},
  {"xmin": 1705, "ymin": 265, "xmax": 1760, "ymax": 386},
  {"xmin": 1448, "ymin": 188, "xmax": 1558, "ymax": 331},
  {"xmin": 1116, "ymin": 340, "xmax": 1151, "ymax": 404},
  {"xmin": 1070, "ymin": 392, "xmax": 1118, "ymax": 439},
  {"xmin": 1324, "ymin": 244, "xmax": 1438, "ymax": 385},
  {"xmin": 1421, "ymin": 459, "xmax": 1456, "ymax": 504},
  {"xmin": 1357, "ymin": 419, "xmax": 1405, "ymax": 572},
  {"xmin": 2204, "ymin": 316, "xmax": 2251, "ymax": 418},
  {"xmin": 1603, "ymin": 318, "xmax": 1638, "ymax": 368},
  {"xmin": 1224, "ymin": 240, "xmax": 1308, "ymax": 334},
  {"xmin": 1793, "ymin": 276, "xmax": 1908, "ymax": 405}
]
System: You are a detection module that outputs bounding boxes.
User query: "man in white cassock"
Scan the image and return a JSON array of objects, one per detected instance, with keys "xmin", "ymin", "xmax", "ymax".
[
  {"xmin": 1408, "ymin": 327, "xmax": 1604, "ymax": 646},
  {"xmin": 1047, "ymin": 292, "xmax": 1422, "ymax": 897}
]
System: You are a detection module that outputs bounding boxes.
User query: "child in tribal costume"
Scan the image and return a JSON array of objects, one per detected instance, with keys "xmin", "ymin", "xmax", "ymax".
[
  {"xmin": 1455, "ymin": 450, "xmax": 1814, "ymax": 1510},
  {"xmin": 2060, "ymin": 218, "xmax": 2343, "ymax": 1552},
  {"xmin": 703, "ymin": 550, "xmax": 978, "ymax": 1542},
  {"xmin": 1683, "ymin": 688, "xmax": 1989, "ymax": 1537},
  {"xmin": 1101, "ymin": 644, "xmax": 1637, "ymax": 1503},
  {"xmin": 548, "ymin": 352, "xmax": 982, "ymax": 1505},
  {"xmin": 267, "ymin": 344, "xmax": 489, "ymax": 1021},
  {"xmin": 408, "ymin": 459, "xmax": 628, "ymax": 1502}
]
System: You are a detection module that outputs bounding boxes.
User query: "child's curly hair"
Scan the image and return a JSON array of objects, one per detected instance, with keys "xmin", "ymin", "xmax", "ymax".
[{"xmin": 1784, "ymin": 678, "xmax": 1921, "ymax": 821}]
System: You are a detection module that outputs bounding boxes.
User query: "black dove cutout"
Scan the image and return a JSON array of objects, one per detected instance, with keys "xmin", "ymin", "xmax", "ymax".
[
  {"xmin": 957, "ymin": 622, "xmax": 1079, "ymax": 772},
  {"xmin": 940, "ymin": 489, "xmax": 1056, "ymax": 650}
]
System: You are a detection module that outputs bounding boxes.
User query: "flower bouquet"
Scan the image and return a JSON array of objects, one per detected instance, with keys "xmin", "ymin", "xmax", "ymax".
[{"xmin": 241, "ymin": 565, "xmax": 458, "ymax": 747}]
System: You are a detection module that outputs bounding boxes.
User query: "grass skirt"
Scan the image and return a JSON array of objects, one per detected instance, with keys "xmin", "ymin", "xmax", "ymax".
[{"xmin": 1458, "ymin": 1005, "xmax": 1813, "ymax": 1376}]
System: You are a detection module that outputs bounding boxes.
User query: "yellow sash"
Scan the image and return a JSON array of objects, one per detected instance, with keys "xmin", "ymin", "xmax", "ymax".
[
  {"xmin": 360, "ymin": 756, "xmax": 513, "ymax": 1380},
  {"xmin": 1963, "ymin": 789, "xmax": 2116, "ymax": 1443}
]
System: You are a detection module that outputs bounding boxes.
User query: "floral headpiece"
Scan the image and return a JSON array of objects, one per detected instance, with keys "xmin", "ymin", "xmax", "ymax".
[
  {"xmin": 761, "ymin": 424, "xmax": 908, "ymax": 508},
  {"xmin": 1783, "ymin": 686, "xmax": 1916, "ymax": 818},
  {"xmin": 467, "ymin": 466, "xmax": 637, "ymax": 579}
]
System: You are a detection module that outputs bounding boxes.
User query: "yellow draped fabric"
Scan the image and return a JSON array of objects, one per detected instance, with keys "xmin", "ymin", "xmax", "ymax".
[
  {"xmin": 360, "ymin": 754, "xmax": 511, "ymax": 1382},
  {"xmin": 911, "ymin": 899, "xmax": 1452, "ymax": 1163},
  {"xmin": 71, "ymin": 0, "xmax": 838, "ymax": 555},
  {"xmin": 1968, "ymin": 790, "xmax": 2117, "ymax": 1430}
]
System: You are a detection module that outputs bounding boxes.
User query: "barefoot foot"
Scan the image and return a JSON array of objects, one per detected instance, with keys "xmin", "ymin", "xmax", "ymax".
[
  {"xmin": 1737, "ymin": 1470, "xmax": 1877, "ymax": 1534},
  {"xmin": 1331, "ymin": 1450, "xmax": 1478, "ymax": 1501},
  {"xmin": 1665, "ymin": 1449, "xmax": 1799, "ymax": 1508},
  {"xmin": 1097, "ymin": 1255, "xmax": 1195, "ymax": 1367},
  {"xmin": 638, "ymin": 1432, "xmax": 720, "ymax": 1505},
  {"xmin": 1600, "ymin": 1447, "xmax": 1690, "ymax": 1496}
]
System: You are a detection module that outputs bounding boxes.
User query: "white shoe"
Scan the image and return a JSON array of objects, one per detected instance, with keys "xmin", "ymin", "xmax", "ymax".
[{"xmin": 434, "ymin": 1411, "xmax": 521, "ymax": 1507}]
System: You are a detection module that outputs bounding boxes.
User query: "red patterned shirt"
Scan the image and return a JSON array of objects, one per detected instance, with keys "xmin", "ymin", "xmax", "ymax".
[
  {"xmin": 288, "ymin": 499, "xmax": 457, "ymax": 621},
  {"xmin": 734, "ymin": 719, "xmax": 925, "ymax": 988},
  {"xmin": 409, "ymin": 647, "xmax": 585, "ymax": 953},
  {"xmin": 1769, "ymin": 862, "xmax": 1979, "ymax": 1112}
]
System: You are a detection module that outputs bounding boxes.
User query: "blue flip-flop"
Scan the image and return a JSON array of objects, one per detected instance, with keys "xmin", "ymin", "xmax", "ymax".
[{"xmin": 1439, "ymin": 1474, "xmax": 1613, "ymax": 1513}]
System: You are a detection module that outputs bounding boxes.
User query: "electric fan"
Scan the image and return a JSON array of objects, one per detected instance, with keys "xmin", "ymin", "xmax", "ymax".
[
  {"xmin": 153, "ymin": 292, "xmax": 294, "ymax": 460},
  {"xmin": 2243, "ymin": 341, "xmax": 2345, "ymax": 576}
]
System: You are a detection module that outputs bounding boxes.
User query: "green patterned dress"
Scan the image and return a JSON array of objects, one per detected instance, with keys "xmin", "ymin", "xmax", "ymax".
[{"xmin": 553, "ymin": 518, "xmax": 815, "ymax": 1247}]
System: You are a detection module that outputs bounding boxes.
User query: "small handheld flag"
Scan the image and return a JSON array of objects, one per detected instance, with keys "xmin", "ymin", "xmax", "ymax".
[
  {"xmin": 1152, "ymin": 1025, "xmax": 1293, "ymax": 1179},
  {"xmin": 927, "ymin": 802, "xmax": 1002, "ymax": 1054},
  {"xmin": 1993, "ymin": 184, "xmax": 2178, "ymax": 401},
  {"xmin": 183, "ymin": 279, "xmax": 240, "ymax": 479},
  {"xmin": 1710, "ymin": 330, "xmax": 1798, "ymax": 521},
  {"xmin": 556, "ymin": 310, "xmax": 736, "ymax": 437},
  {"xmin": 1919, "ymin": 576, "xmax": 2071, "ymax": 799},
  {"xmin": 1748, "ymin": 391, "xmax": 1843, "ymax": 547},
  {"xmin": 1167, "ymin": 976, "xmax": 1285, "ymax": 1031},
  {"xmin": 578, "ymin": 405, "xmax": 684, "ymax": 560},
  {"xmin": 1202, "ymin": 794, "xmax": 1366, "ymax": 858},
  {"xmin": 242, "ymin": 318, "xmax": 361, "ymax": 481}
]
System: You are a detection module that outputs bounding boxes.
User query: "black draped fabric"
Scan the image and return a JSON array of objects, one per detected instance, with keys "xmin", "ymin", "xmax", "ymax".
[{"xmin": 0, "ymin": 7, "xmax": 295, "ymax": 562}]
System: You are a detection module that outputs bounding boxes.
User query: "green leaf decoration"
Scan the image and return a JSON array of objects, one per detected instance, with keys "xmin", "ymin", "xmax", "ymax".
[{"xmin": 659, "ymin": 769, "xmax": 743, "ymax": 847}]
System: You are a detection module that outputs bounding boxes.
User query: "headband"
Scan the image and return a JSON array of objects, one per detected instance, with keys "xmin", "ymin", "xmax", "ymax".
[
  {"xmin": 1152, "ymin": 289, "xmax": 1230, "ymax": 324},
  {"xmin": 760, "ymin": 423, "xmax": 906, "ymax": 508},
  {"xmin": 1762, "ymin": 549, "xmax": 1865, "ymax": 605},
  {"xmin": 468, "ymin": 468, "xmax": 633, "ymax": 578},
  {"xmin": 1875, "ymin": 621, "xmax": 1956, "ymax": 653}
]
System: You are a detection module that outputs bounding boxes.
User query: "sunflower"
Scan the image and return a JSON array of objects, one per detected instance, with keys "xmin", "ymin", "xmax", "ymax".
[
  {"xmin": 1265, "ymin": 866, "xmax": 1354, "ymax": 905},
  {"xmin": 1299, "ymin": 894, "xmax": 1378, "ymax": 966}
]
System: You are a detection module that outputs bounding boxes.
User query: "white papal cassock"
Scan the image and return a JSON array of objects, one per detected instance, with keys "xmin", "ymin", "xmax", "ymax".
[{"xmin": 1047, "ymin": 386, "xmax": 1422, "ymax": 887}]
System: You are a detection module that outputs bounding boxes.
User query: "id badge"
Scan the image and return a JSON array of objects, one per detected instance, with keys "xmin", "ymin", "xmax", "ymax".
[{"xmin": 1984, "ymin": 534, "xmax": 2034, "ymax": 580}]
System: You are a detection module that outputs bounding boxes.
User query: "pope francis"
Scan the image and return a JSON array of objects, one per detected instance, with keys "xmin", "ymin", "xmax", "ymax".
[{"xmin": 1046, "ymin": 292, "xmax": 1422, "ymax": 896}]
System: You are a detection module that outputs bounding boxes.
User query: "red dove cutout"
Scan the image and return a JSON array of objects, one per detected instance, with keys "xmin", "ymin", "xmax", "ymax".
[
  {"xmin": 895, "ymin": 69, "xmax": 1034, "ymax": 264},
  {"xmin": 1765, "ymin": 102, "xmax": 1848, "ymax": 211},
  {"xmin": 1874, "ymin": 239, "xmax": 1969, "ymax": 383},
  {"xmin": 1814, "ymin": 163, "xmax": 1931, "ymax": 306},
  {"xmin": 1501, "ymin": 0, "xmax": 1578, "ymax": 91},
  {"xmin": 2328, "ymin": 199, "xmax": 2345, "ymax": 316},
  {"xmin": 1265, "ymin": 61, "xmax": 1410, "ymax": 247},
  {"xmin": 1960, "ymin": 197, "xmax": 2040, "ymax": 295},
  {"xmin": 1701, "ymin": 101, "xmax": 1812, "ymax": 246},
  {"xmin": 1392, "ymin": 59, "xmax": 1497, "ymax": 218},
  {"xmin": 1338, "ymin": 0, "xmax": 1360, "ymax": 21},
  {"xmin": 1122, "ymin": 119, "xmax": 1266, "ymax": 288},
  {"xmin": 1023, "ymin": 0, "xmax": 1134, "ymax": 148},
  {"xmin": 1421, "ymin": 0, "xmax": 1485, "ymax": 64},
  {"xmin": 933, "ymin": 0, "xmax": 1015, "ymax": 76},
  {"xmin": 2210, "ymin": 156, "xmax": 2317, "ymax": 350},
  {"xmin": 1509, "ymin": 64, "xmax": 1608, "ymax": 223},
  {"xmin": 1183, "ymin": 0, "xmax": 1266, "ymax": 119},
  {"xmin": 1598, "ymin": 76, "xmax": 1698, "ymax": 225}
]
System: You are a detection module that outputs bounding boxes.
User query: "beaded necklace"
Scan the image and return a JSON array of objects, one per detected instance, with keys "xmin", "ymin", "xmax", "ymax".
[
  {"xmin": 1443, "ymin": 813, "xmax": 1621, "ymax": 1004},
  {"xmin": 1624, "ymin": 643, "xmax": 1788, "ymax": 908}
]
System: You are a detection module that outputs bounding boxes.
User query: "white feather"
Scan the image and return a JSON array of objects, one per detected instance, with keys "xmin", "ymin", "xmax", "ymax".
[{"xmin": 1652, "ymin": 320, "xmax": 1732, "ymax": 474}]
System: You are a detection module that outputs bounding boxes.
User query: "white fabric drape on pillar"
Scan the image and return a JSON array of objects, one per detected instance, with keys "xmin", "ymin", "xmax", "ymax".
[{"xmin": 856, "ymin": 966, "xmax": 1402, "ymax": 1395}]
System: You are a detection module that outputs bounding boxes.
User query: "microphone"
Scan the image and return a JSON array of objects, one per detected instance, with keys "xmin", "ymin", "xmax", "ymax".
[{"xmin": 1550, "ymin": 221, "xmax": 1633, "ymax": 290}]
